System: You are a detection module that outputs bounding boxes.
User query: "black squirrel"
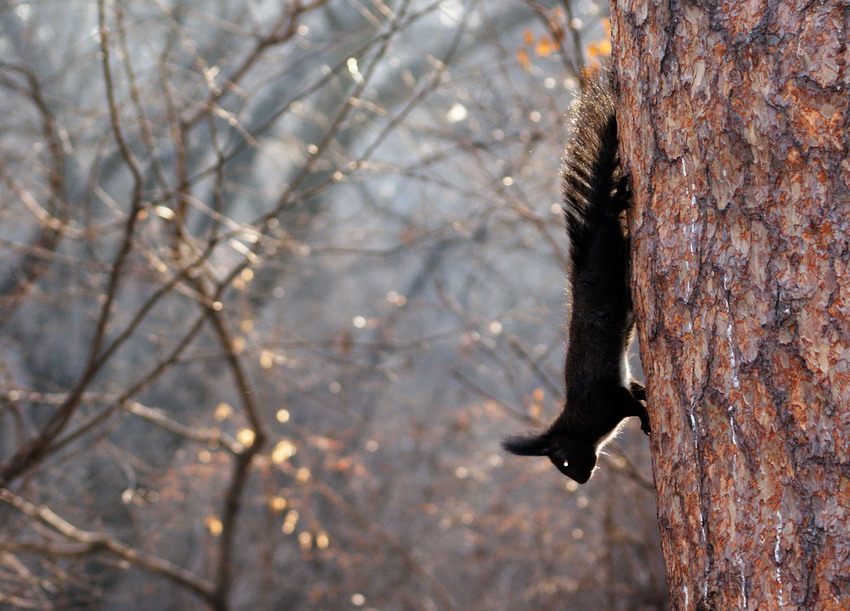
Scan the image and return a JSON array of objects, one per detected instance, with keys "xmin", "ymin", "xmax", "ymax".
[{"xmin": 502, "ymin": 70, "xmax": 650, "ymax": 484}]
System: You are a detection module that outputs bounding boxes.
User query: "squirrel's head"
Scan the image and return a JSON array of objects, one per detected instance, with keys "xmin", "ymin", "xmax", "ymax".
[{"xmin": 502, "ymin": 433, "xmax": 598, "ymax": 484}]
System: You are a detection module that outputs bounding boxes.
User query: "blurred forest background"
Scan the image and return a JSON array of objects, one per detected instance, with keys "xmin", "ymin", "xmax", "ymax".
[{"xmin": 0, "ymin": 0, "xmax": 667, "ymax": 609}]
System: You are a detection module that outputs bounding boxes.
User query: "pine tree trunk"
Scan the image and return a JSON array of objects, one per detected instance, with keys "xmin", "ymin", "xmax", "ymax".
[{"xmin": 611, "ymin": 0, "xmax": 850, "ymax": 608}]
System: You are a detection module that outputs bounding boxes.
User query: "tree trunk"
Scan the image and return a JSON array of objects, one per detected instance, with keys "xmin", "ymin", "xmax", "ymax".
[{"xmin": 611, "ymin": 0, "xmax": 850, "ymax": 608}]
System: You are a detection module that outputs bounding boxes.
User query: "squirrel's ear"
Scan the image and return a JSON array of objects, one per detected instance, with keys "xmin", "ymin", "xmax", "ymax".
[{"xmin": 502, "ymin": 434, "xmax": 549, "ymax": 456}]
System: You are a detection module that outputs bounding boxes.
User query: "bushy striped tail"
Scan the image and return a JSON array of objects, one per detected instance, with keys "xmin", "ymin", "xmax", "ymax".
[{"xmin": 560, "ymin": 71, "xmax": 625, "ymax": 270}]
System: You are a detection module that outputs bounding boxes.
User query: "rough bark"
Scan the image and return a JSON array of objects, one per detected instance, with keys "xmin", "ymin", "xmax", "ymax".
[{"xmin": 611, "ymin": 0, "xmax": 850, "ymax": 608}]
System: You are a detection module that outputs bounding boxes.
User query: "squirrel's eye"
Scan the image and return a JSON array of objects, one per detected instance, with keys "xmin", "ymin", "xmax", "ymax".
[{"xmin": 562, "ymin": 459, "xmax": 569, "ymax": 467}]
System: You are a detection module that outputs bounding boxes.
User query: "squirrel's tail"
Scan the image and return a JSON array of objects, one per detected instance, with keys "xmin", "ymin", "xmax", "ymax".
[{"xmin": 560, "ymin": 71, "xmax": 624, "ymax": 268}]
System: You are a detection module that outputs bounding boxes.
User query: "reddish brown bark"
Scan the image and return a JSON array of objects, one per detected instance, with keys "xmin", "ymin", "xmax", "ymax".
[{"xmin": 612, "ymin": 0, "xmax": 850, "ymax": 608}]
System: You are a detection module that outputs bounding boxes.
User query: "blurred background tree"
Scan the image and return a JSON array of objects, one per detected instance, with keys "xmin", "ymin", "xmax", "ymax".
[{"xmin": 0, "ymin": 0, "xmax": 666, "ymax": 609}]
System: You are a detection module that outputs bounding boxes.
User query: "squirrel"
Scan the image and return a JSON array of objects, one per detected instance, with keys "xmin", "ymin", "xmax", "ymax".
[{"xmin": 502, "ymin": 70, "xmax": 650, "ymax": 484}]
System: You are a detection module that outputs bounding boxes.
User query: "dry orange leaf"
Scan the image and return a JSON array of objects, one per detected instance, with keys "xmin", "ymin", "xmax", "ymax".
[
  {"xmin": 536, "ymin": 35, "xmax": 557, "ymax": 57},
  {"xmin": 517, "ymin": 48, "xmax": 531, "ymax": 70},
  {"xmin": 587, "ymin": 39, "xmax": 612, "ymax": 58},
  {"xmin": 205, "ymin": 516, "xmax": 223, "ymax": 536}
]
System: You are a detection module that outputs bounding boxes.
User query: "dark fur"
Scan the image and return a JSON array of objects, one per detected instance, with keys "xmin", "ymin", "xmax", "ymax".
[{"xmin": 502, "ymin": 71, "xmax": 649, "ymax": 484}]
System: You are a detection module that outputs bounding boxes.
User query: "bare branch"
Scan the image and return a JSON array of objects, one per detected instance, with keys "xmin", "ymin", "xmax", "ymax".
[{"xmin": 0, "ymin": 490, "xmax": 216, "ymax": 606}]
